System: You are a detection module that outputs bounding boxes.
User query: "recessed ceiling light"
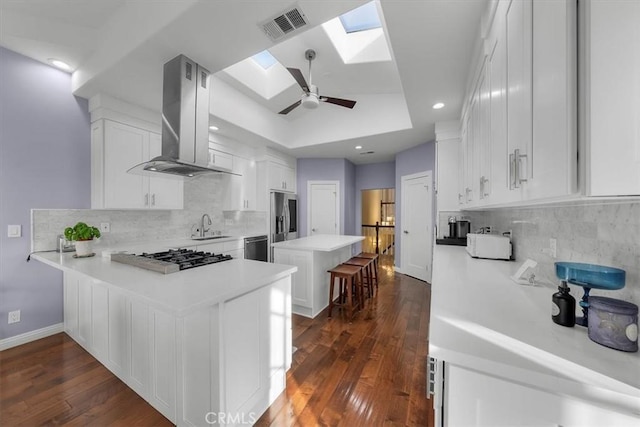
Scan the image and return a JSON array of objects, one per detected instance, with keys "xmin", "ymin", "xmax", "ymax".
[
  {"xmin": 48, "ymin": 58, "xmax": 72, "ymax": 72},
  {"xmin": 355, "ymin": 145, "xmax": 362, "ymax": 150},
  {"xmin": 432, "ymin": 102, "xmax": 445, "ymax": 110},
  {"xmin": 209, "ymin": 125, "xmax": 219, "ymax": 131}
]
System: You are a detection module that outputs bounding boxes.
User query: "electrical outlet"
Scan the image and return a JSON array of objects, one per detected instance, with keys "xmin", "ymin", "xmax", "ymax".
[
  {"xmin": 8, "ymin": 310, "xmax": 20, "ymax": 324},
  {"xmin": 549, "ymin": 238, "xmax": 557, "ymax": 259},
  {"xmin": 100, "ymin": 222, "xmax": 110, "ymax": 233}
]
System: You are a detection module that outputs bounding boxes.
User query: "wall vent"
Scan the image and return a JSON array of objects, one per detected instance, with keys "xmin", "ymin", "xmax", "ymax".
[
  {"xmin": 259, "ymin": 5, "xmax": 308, "ymax": 42},
  {"xmin": 360, "ymin": 151, "xmax": 375, "ymax": 155}
]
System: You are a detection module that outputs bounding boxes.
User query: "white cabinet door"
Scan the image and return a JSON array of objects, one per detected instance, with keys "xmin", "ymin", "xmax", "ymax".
[
  {"xmin": 208, "ymin": 148, "xmax": 233, "ymax": 171},
  {"xmin": 103, "ymin": 120, "xmax": 149, "ymax": 209},
  {"xmin": 149, "ymin": 308, "xmax": 176, "ymax": 421},
  {"xmin": 91, "ymin": 281, "xmax": 109, "ymax": 360},
  {"xmin": 223, "ymin": 156, "xmax": 257, "ymax": 211},
  {"xmin": 63, "ymin": 272, "xmax": 79, "ymax": 338},
  {"xmin": 505, "ymin": 0, "xmax": 532, "ymax": 200},
  {"xmin": 274, "ymin": 250, "xmax": 312, "ymax": 309},
  {"xmin": 477, "ymin": 61, "xmax": 492, "ymax": 203},
  {"xmin": 268, "ymin": 162, "xmax": 296, "ymax": 193},
  {"xmin": 527, "ymin": 0, "xmax": 577, "ymax": 200},
  {"xmin": 445, "ymin": 363, "xmax": 640, "ymax": 426},
  {"xmin": 77, "ymin": 277, "xmax": 92, "ymax": 349},
  {"xmin": 94, "ymin": 120, "xmax": 183, "ymax": 209},
  {"xmin": 129, "ymin": 298, "xmax": 150, "ymax": 396},
  {"xmin": 107, "ymin": 287, "xmax": 128, "ymax": 377},
  {"xmin": 148, "ymin": 132, "xmax": 183, "ymax": 209},
  {"xmin": 488, "ymin": 8, "xmax": 511, "ymax": 204},
  {"xmin": 222, "ymin": 287, "xmax": 264, "ymax": 416},
  {"xmin": 587, "ymin": 0, "xmax": 640, "ymax": 196}
]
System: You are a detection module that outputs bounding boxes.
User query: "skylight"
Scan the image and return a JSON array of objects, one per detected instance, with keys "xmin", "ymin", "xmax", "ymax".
[
  {"xmin": 251, "ymin": 50, "xmax": 278, "ymax": 69},
  {"xmin": 339, "ymin": 2, "xmax": 381, "ymax": 33}
]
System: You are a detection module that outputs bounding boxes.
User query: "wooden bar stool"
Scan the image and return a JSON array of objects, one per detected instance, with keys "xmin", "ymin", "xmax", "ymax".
[
  {"xmin": 355, "ymin": 252, "xmax": 379, "ymax": 293},
  {"xmin": 327, "ymin": 264, "xmax": 363, "ymax": 320},
  {"xmin": 344, "ymin": 257, "xmax": 375, "ymax": 300}
]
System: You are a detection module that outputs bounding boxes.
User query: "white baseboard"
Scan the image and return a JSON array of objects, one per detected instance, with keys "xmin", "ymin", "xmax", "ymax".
[
  {"xmin": 0, "ymin": 323, "xmax": 64, "ymax": 351},
  {"xmin": 394, "ymin": 266, "xmax": 404, "ymax": 274}
]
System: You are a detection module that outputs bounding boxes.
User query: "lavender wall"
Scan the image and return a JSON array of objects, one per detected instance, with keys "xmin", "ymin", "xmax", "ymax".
[
  {"xmin": 344, "ymin": 160, "xmax": 356, "ymax": 236},
  {"xmin": 297, "ymin": 158, "xmax": 354, "ymax": 237},
  {"xmin": 395, "ymin": 142, "xmax": 436, "ymax": 268},
  {"xmin": 354, "ymin": 162, "xmax": 396, "ymax": 250},
  {"xmin": 0, "ymin": 47, "xmax": 90, "ymax": 340}
]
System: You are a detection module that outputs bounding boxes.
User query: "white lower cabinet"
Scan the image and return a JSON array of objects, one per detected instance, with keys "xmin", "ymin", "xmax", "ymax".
[
  {"xmin": 63, "ymin": 271, "xmax": 291, "ymax": 426},
  {"xmin": 444, "ymin": 363, "xmax": 639, "ymax": 426}
]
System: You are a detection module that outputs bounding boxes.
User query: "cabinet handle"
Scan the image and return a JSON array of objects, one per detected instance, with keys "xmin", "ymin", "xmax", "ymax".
[
  {"xmin": 465, "ymin": 187, "xmax": 472, "ymax": 202},
  {"xmin": 151, "ymin": 194, "xmax": 156, "ymax": 206},
  {"xmin": 509, "ymin": 152, "xmax": 516, "ymax": 190},
  {"xmin": 145, "ymin": 193, "xmax": 149, "ymax": 206},
  {"xmin": 480, "ymin": 176, "xmax": 490, "ymax": 198},
  {"xmin": 458, "ymin": 193, "xmax": 464, "ymax": 205},
  {"xmin": 514, "ymin": 149, "xmax": 528, "ymax": 188}
]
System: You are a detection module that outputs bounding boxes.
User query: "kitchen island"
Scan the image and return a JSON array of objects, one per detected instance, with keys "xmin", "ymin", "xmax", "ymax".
[
  {"xmin": 271, "ymin": 234, "xmax": 364, "ymax": 318},
  {"xmin": 33, "ymin": 251, "xmax": 296, "ymax": 426},
  {"xmin": 429, "ymin": 245, "xmax": 640, "ymax": 425}
]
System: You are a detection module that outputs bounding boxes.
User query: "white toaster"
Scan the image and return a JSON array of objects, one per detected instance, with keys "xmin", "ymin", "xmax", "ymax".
[{"xmin": 466, "ymin": 233, "xmax": 512, "ymax": 260}]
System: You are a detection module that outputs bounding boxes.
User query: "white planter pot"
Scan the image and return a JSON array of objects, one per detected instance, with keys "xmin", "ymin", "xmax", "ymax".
[{"xmin": 75, "ymin": 240, "xmax": 93, "ymax": 257}]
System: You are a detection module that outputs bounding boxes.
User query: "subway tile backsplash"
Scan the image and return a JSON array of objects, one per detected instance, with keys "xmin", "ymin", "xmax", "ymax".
[
  {"xmin": 32, "ymin": 174, "xmax": 267, "ymax": 252},
  {"xmin": 462, "ymin": 200, "xmax": 640, "ymax": 306}
]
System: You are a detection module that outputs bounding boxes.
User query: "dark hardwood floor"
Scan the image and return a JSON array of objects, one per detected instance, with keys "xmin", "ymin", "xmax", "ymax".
[{"xmin": 0, "ymin": 255, "xmax": 433, "ymax": 426}]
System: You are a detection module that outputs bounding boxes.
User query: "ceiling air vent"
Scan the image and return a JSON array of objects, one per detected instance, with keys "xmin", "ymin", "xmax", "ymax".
[{"xmin": 260, "ymin": 5, "xmax": 308, "ymax": 42}]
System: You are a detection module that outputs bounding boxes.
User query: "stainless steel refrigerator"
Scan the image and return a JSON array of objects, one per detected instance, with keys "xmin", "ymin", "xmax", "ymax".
[{"xmin": 270, "ymin": 192, "xmax": 298, "ymax": 261}]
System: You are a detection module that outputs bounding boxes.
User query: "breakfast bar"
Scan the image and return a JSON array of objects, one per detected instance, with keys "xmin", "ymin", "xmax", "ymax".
[{"xmin": 271, "ymin": 234, "xmax": 364, "ymax": 318}]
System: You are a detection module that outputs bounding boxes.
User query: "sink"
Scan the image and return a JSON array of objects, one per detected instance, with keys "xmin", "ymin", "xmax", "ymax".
[{"xmin": 191, "ymin": 235, "xmax": 231, "ymax": 241}]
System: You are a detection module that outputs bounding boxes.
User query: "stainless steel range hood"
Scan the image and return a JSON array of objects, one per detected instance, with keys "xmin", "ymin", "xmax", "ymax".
[{"xmin": 128, "ymin": 54, "xmax": 237, "ymax": 178}]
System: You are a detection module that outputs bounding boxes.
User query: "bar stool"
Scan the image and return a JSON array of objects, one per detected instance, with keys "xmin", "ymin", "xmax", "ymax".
[
  {"xmin": 355, "ymin": 252, "xmax": 379, "ymax": 293},
  {"xmin": 344, "ymin": 257, "xmax": 375, "ymax": 300},
  {"xmin": 327, "ymin": 264, "xmax": 363, "ymax": 320}
]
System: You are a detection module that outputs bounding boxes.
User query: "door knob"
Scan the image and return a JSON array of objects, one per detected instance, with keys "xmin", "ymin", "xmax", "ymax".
[
  {"xmin": 403, "ymin": 230, "xmax": 409, "ymax": 234},
  {"xmin": 312, "ymin": 228, "xmax": 317, "ymax": 232}
]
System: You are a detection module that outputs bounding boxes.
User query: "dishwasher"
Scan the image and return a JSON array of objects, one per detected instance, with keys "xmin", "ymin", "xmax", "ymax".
[{"xmin": 244, "ymin": 235, "xmax": 268, "ymax": 262}]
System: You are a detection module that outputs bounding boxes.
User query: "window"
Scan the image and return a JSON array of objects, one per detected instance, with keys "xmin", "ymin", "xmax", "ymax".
[
  {"xmin": 251, "ymin": 50, "xmax": 278, "ymax": 69},
  {"xmin": 339, "ymin": 1, "xmax": 381, "ymax": 33}
]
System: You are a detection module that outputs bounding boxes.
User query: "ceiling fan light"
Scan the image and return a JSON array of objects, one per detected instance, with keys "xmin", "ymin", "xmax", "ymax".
[{"xmin": 302, "ymin": 93, "xmax": 319, "ymax": 109}]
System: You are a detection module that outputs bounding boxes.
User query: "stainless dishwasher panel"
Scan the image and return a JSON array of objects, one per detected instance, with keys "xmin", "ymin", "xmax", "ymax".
[{"xmin": 244, "ymin": 235, "xmax": 268, "ymax": 262}]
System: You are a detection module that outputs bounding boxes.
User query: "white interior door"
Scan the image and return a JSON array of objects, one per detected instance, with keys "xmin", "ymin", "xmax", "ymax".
[
  {"xmin": 307, "ymin": 181, "xmax": 339, "ymax": 236},
  {"xmin": 401, "ymin": 171, "xmax": 433, "ymax": 282}
]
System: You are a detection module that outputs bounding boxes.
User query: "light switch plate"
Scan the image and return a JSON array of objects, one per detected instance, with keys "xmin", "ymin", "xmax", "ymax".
[{"xmin": 7, "ymin": 225, "xmax": 21, "ymax": 238}]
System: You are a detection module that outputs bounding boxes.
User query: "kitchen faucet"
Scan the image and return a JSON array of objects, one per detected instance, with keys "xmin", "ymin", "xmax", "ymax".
[{"xmin": 200, "ymin": 213, "xmax": 212, "ymax": 238}]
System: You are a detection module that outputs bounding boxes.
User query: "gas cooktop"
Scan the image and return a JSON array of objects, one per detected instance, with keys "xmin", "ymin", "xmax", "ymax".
[{"xmin": 111, "ymin": 248, "xmax": 233, "ymax": 274}]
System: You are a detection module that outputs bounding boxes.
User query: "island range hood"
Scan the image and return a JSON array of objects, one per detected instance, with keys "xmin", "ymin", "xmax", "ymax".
[{"xmin": 128, "ymin": 54, "xmax": 237, "ymax": 178}]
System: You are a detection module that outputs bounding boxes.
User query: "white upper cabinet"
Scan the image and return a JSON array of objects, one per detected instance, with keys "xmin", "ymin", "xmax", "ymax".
[
  {"xmin": 268, "ymin": 162, "xmax": 296, "ymax": 193},
  {"xmin": 454, "ymin": 0, "xmax": 578, "ymax": 209},
  {"xmin": 585, "ymin": 0, "xmax": 640, "ymax": 196},
  {"xmin": 92, "ymin": 119, "xmax": 183, "ymax": 209},
  {"xmin": 528, "ymin": 0, "xmax": 578, "ymax": 200},
  {"xmin": 435, "ymin": 122, "xmax": 461, "ymax": 213},
  {"xmin": 223, "ymin": 155, "xmax": 257, "ymax": 211}
]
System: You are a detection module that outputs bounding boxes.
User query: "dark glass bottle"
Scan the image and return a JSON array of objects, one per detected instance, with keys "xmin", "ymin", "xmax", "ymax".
[{"xmin": 552, "ymin": 281, "xmax": 576, "ymax": 327}]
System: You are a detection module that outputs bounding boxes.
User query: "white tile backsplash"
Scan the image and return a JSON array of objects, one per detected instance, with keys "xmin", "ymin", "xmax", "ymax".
[
  {"xmin": 462, "ymin": 200, "xmax": 640, "ymax": 306},
  {"xmin": 32, "ymin": 174, "xmax": 267, "ymax": 252}
]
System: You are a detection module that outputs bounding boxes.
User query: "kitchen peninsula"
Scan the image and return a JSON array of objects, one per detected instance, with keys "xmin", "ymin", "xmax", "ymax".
[
  {"xmin": 32, "ymin": 251, "xmax": 296, "ymax": 425},
  {"xmin": 271, "ymin": 234, "xmax": 364, "ymax": 318}
]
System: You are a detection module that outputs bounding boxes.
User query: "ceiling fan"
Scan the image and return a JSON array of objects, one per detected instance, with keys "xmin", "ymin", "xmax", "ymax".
[{"xmin": 279, "ymin": 49, "xmax": 357, "ymax": 115}]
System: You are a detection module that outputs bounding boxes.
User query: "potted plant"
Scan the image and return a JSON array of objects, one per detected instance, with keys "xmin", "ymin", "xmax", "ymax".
[{"xmin": 64, "ymin": 222, "xmax": 101, "ymax": 257}]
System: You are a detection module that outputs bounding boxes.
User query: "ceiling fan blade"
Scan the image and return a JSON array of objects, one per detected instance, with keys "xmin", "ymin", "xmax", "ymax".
[
  {"xmin": 278, "ymin": 100, "xmax": 302, "ymax": 115},
  {"xmin": 320, "ymin": 96, "xmax": 356, "ymax": 109},
  {"xmin": 286, "ymin": 68, "xmax": 309, "ymax": 93}
]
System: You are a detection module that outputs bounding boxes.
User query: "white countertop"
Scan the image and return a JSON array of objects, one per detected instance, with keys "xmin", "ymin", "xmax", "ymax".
[
  {"xmin": 33, "ymin": 251, "xmax": 296, "ymax": 316},
  {"xmin": 430, "ymin": 245, "xmax": 640, "ymax": 413},
  {"xmin": 271, "ymin": 234, "xmax": 364, "ymax": 252}
]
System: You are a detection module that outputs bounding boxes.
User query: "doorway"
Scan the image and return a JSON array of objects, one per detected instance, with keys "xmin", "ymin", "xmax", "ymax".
[
  {"xmin": 361, "ymin": 188, "xmax": 395, "ymax": 260},
  {"xmin": 307, "ymin": 181, "xmax": 340, "ymax": 235},
  {"xmin": 400, "ymin": 171, "xmax": 432, "ymax": 282}
]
